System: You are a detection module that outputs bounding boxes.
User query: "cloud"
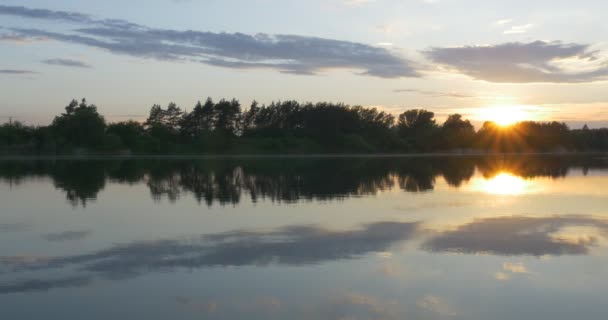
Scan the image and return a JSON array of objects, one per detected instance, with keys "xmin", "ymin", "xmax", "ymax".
[
  {"xmin": 504, "ymin": 24, "xmax": 534, "ymax": 35},
  {"xmin": 1, "ymin": 5, "xmax": 418, "ymax": 78},
  {"xmin": 42, "ymin": 58, "xmax": 92, "ymax": 68},
  {"xmin": 495, "ymin": 262, "xmax": 529, "ymax": 280},
  {"xmin": 0, "ymin": 33, "xmax": 47, "ymax": 43},
  {"xmin": 43, "ymin": 230, "xmax": 91, "ymax": 242},
  {"xmin": 424, "ymin": 41, "xmax": 608, "ymax": 83},
  {"xmin": 0, "ymin": 5, "xmax": 91, "ymax": 23},
  {"xmin": 422, "ymin": 215, "xmax": 608, "ymax": 256},
  {"xmin": 0, "ymin": 69, "xmax": 36, "ymax": 74},
  {"xmin": 393, "ymin": 88, "xmax": 473, "ymax": 98},
  {"xmin": 494, "ymin": 272, "xmax": 510, "ymax": 280},
  {"xmin": 344, "ymin": 0, "xmax": 376, "ymax": 6},
  {"xmin": 502, "ymin": 262, "xmax": 528, "ymax": 274},
  {"xmin": 495, "ymin": 19, "xmax": 513, "ymax": 26}
]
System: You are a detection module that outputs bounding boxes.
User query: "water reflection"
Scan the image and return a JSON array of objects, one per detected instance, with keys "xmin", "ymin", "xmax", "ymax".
[
  {"xmin": 4, "ymin": 213, "xmax": 608, "ymax": 294},
  {"xmin": 1, "ymin": 156, "xmax": 607, "ymax": 319},
  {"xmin": 0, "ymin": 156, "xmax": 605, "ymax": 206},
  {"xmin": 0, "ymin": 221, "xmax": 419, "ymax": 293},
  {"xmin": 423, "ymin": 215, "xmax": 608, "ymax": 256},
  {"xmin": 476, "ymin": 172, "xmax": 532, "ymax": 195}
]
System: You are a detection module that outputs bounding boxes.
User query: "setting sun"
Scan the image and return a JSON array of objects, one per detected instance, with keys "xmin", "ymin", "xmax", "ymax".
[{"xmin": 478, "ymin": 105, "xmax": 532, "ymax": 126}]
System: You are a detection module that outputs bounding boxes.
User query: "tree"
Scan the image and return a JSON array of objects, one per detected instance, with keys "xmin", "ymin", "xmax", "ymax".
[
  {"xmin": 214, "ymin": 99, "xmax": 241, "ymax": 136},
  {"xmin": 51, "ymin": 98, "xmax": 106, "ymax": 148},
  {"xmin": 241, "ymin": 100, "xmax": 260, "ymax": 134},
  {"xmin": 180, "ymin": 98, "xmax": 215, "ymax": 138},
  {"xmin": 441, "ymin": 114, "xmax": 475, "ymax": 149},
  {"xmin": 106, "ymin": 121, "xmax": 144, "ymax": 151},
  {"xmin": 397, "ymin": 109, "xmax": 438, "ymax": 151},
  {"xmin": 144, "ymin": 102, "xmax": 183, "ymax": 133}
]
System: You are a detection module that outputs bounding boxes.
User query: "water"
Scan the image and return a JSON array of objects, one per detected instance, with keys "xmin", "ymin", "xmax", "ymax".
[{"xmin": 1, "ymin": 156, "xmax": 607, "ymax": 319}]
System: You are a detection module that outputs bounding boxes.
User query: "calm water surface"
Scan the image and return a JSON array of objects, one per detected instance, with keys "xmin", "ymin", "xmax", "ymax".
[{"xmin": 1, "ymin": 156, "xmax": 607, "ymax": 319}]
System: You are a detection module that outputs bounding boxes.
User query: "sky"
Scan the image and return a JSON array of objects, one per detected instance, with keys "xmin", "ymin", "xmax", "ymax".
[{"xmin": 1, "ymin": 0, "xmax": 607, "ymax": 128}]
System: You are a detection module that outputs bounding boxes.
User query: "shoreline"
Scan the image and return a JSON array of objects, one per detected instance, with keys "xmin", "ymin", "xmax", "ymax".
[{"xmin": 0, "ymin": 152, "xmax": 606, "ymax": 161}]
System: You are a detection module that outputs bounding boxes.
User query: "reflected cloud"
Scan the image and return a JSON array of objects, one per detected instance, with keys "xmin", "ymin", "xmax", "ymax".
[
  {"xmin": 175, "ymin": 296, "xmax": 219, "ymax": 314},
  {"xmin": 330, "ymin": 291, "xmax": 401, "ymax": 320},
  {"xmin": 43, "ymin": 230, "xmax": 91, "ymax": 242},
  {"xmin": 0, "ymin": 221, "xmax": 418, "ymax": 293},
  {"xmin": 0, "ymin": 222, "xmax": 30, "ymax": 233},
  {"xmin": 423, "ymin": 215, "xmax": 608, "ymax": 256},
  {"xmin": 0, "ymin": 276, "xmax": 91, "ymax": 294},
  {"xmin": 416, "ymin": 294, "xmax": 457, "ymax": 317}
]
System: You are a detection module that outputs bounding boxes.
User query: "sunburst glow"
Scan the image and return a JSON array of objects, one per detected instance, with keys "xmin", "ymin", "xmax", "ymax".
[
  {"xmin": 478, "ymin": 105, "xmax": 532, "ymax": 126},
  {"xmin": 480, "ymin": 172, "xmax": 531, "ymax": 195}
]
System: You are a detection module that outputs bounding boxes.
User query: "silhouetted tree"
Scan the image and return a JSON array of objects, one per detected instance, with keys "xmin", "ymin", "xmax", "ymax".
[
  {"xmin": 397, "ymin": 109, "xmax": 439, "ymax": 151},
  {"xmin": 180, "ymin": 98, "xmax": 215, "ymax": 138},
  {"xmin": 441, "ymin": 114, "xmax": 475, "ymax": 149},
  {"xmin": 213, "ymin": 99, "xmax": 241, "ymax": 136},
  {"xmin": 51, "ymin": 99, "xmax": 106, "ymax": 149}
]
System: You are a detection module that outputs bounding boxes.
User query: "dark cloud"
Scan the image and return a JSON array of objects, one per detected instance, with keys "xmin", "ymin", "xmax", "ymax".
[
  {"xmin": 1, "ymin": 5, "xmax": 418, "ymax": 78},
  {"xmin": 0, "ymin": 69, "xmax": 36, "ymax": 74},
  {"xmin": 43, "ymin": 230, "xmax": 91, "ymax": 242},
  {"xmin": 0, "ymin": 222, "xmax": 418, "ymax": 293},
  {"xmin": 0, "ymin": 5, "xmax": 91, "ymax": 23},
  {"xmin": 42, "ymin": 58, "xmax": 92, "ymax": 68},
  {"xmin": 424, "ymin": 41, "xmax": 608, "ymax": 83},
  {"xmin": 393, "ymin": 88, "xmax": 473, "ymax": 98},
  {"xmin": 422, "ymin": 215, "xmax": 608, "ymax": 256}
]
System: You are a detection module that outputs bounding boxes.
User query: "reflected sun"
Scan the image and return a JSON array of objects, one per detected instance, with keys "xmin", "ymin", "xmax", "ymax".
[
  {"xmin": 478, "ymin": 105, "xmax": 531, "ymax": 126},
  {"xmin": 481, "ymin": 172, "xmax": 530, "ymax": 195}
]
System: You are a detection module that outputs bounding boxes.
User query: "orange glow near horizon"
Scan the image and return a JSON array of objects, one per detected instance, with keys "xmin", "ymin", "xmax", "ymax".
[
  {"xmin": 477, "ymin": 105, "xmax": 533, "ymax": 126},
  {"xmin": 469, "ymin": 172, "xmax": 536, "ymax": 196}
]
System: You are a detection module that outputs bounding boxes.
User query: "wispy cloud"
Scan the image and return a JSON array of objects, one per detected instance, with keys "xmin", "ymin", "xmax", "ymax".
[
  {"xmin": 0, "ymin": 5, "xmax": 418, "ymax": 78},
  {"xmin": 0, "ymin": 69, "xmax": 36, "ymax": 74},
  {"xmin": 495, "ymin": 262, "xmax": 530, "ymax": 280},
  {"xmin": 42, "ymin": 58, "xmax": 92, "ymax": 68},
  {"xmin": 504, "ymin": 23, "xmax": 534, "ymax": 34},
  {"xmin": 343, "ymin": 0, "xmax": 376, "ymax": 7},
  {"xmin": 495, "ymin": 19, "xmax": 513, "ymax": 26},
  {"xmin": 393, "ymin": 88, "xmax": 473, "ymax": 98},
  {"xmin": 425, "ymin": 41, "xmax": 608, "ymax": 83}
]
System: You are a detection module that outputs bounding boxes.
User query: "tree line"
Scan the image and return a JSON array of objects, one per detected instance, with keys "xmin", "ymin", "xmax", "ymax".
[{"xmin": 1, "ymin": 98, "xmax": 607, "ymax": 154}]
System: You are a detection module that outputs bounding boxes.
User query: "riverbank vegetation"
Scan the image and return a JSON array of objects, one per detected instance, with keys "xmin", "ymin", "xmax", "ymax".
[{"xmin": 1, "ymin": 98, "xmax": 607, "ymax": 155}]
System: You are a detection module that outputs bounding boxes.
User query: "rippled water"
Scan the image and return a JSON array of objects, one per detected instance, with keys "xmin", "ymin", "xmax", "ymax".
[{"xmin": 1, "ymin": 156, "xmax": 607, "ymax": 319}]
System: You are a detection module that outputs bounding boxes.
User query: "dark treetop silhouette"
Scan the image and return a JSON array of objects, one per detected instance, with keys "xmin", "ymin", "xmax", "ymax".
[{"xmin": 1, "ymin": 98, "xmax": 607, "ymax": 155}]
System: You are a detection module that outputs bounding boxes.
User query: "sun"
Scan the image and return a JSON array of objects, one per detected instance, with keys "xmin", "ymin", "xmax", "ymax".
[{"xmin": 478, "ymin": 105, "xmax": 531, "ymax": 126}]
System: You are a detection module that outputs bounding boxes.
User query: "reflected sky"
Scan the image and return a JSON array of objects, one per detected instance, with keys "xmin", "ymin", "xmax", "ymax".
[{"xmin": 1, "ymin": 156, "xmax": 608, "ymax": 319}]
